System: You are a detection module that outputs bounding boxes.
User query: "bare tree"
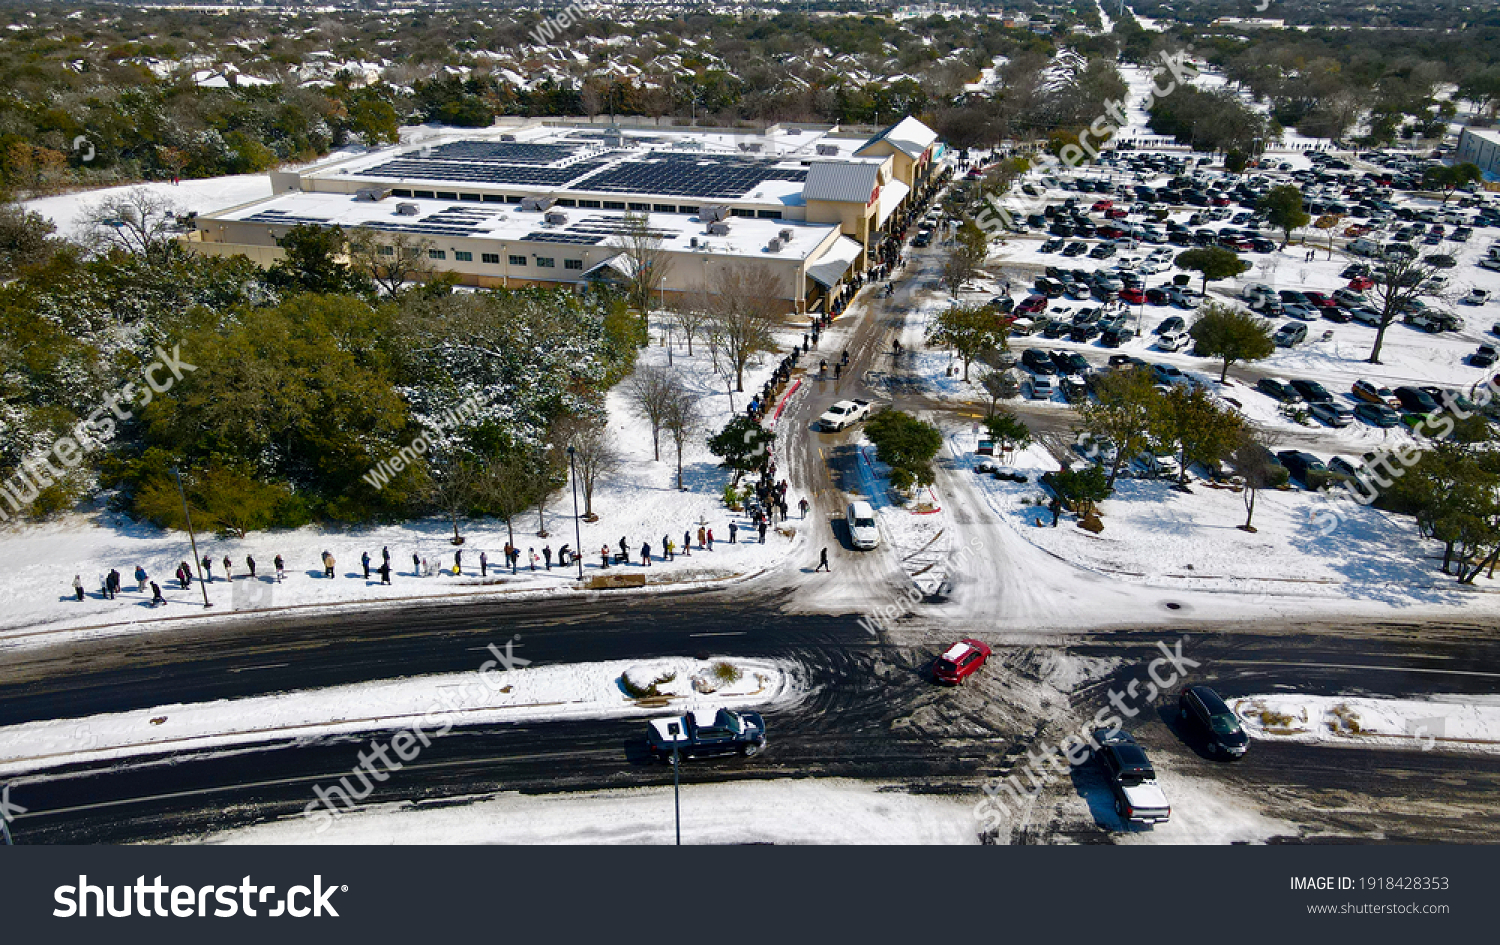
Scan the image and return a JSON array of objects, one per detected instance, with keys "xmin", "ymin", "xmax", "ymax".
[
  {"xmin": 612, "ymin": 213, "xmax": 673, "ymax": 316},
  {"xmin": 625, "ymin": 364, "xmax": 676, "ymax": 461},
  {"xmin": 670, "ymin": 296, "xmax": 709, "ymax": 357},
  {"xmin": 1365, "ymin": 250, "xmax": 1443, "ymax": 364},
  {"xmin": 76, "ymin": 187, "xmax": 185, "ymax": 261},
  {"xmin": 346, "ymin": 226, "xmax": 437, "ymax": 295},
  {"xmin": 476, "ymin": 449, "xmax": 536, "ymax": 553},
  {"xmin": 704, "ymin": 263, "xmax": 785, "ymax": 392},
  {"xmin": 1230, "ymin": 430, "xmax": 1285, "ymax": 533},
  {"xmin": 427, "ymin": 456, "xmax": 480, "ymax": 544},
  {"xmin": 557, "ymin": 415, "xmax": 619, "ymax": 519},
  {"xmin": 661, "ymin": 381, "xmax": 702, "ymax": 491}
]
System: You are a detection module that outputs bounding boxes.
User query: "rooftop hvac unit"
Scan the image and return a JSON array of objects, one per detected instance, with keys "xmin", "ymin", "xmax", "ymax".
[
  {"xmin": 738, "ymin": 142, "xmax": 763, "ymax": 153},
  {"xmin": 708, "ymin": 221, "xmax": 731, "ymax": 236},
  {"xmin": 767, "ymin": 238, "xmax": 783, "ymax": 253},
  {"xmin": 396, "ymin": 202, "xmax": 420, "ymax": 216},
  {"xmin": 816, "ymin": 144, "xmax": 839, "ymax": 156},
  {"xmin": 545, "ymin": 210, "xmax": 569, "ymax": 225},
  {"xmin": 354, "ymin": 187, "xmax": 388, "ymax": 202},
  {"xmin": 690, "ymin": 237, "xmax": 699, "ymax": 248},
  {"xmin": 521, "ymin": 195, "xmax": 556, "ymax": 212},
  {"xmin": 701, "ymin": 204, "xmax": 730, "ymax": 223},
  {"xmin": 500, "ymin": 133, "xmax": 517, "ymax": 142},
  {"xmin": 787, "ymin": 128, "xmax": 802, "ymax": 135},
  {"xmin": 779, "ymin": 228, "xmax": 793, "ymax": 242}
]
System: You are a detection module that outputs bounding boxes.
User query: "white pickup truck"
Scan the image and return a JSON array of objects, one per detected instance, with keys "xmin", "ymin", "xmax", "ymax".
[
  {"xmin": 1095, "ymin": 729, "xmax": 1171, "ymax": 826},
  {"xmin": 818, "ymin": 399, "xmax": 873, "ymax": 432}
]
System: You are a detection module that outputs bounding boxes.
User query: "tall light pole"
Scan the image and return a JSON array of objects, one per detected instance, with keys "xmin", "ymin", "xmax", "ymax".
[
  {"xmin": 566, "ymin": 445, "xmax": 584, "ymax": 581},
  {"xmin": 172, "ymin": 467, "xmax": 212, "ymax": 608},
  {"xmin": 667, "ymin": 721, "xmax": 682, "ymax": 846}
]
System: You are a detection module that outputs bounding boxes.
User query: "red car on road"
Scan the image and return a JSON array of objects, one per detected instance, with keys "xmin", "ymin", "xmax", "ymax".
[{"xmin": 934, "ymin": 639, "xmax": 992, "ymax": 684}]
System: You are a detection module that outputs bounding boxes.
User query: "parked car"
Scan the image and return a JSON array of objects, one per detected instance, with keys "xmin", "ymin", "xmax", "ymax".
[
  {"xmin": 1178, "ymin": 686, "xmax": 1250, "ymax": 759},
  {"xmin": 1354, "ymin": 402, "xmax": 1402, "ymax": 427},
  {"xmin": 1277, "ymin": 450, "xmax": 1328, "ymax": 482},
  {"xmin": 845, "ymin": 500, "xmax": 881, "ymax": 551},
  {"xmin": 933, "ymin": 639, "xmax": 992, "ymax": 685},
  {"xmin": 1282, "ymin": 302, "xmax": 1318, "ymax": 322},
  {"xmin": 1289, "ymin": 379, "xmax": 1334, "ymax": 404},
  {"xmin": 647, "ymin": 708, "xmax": 767, "ymax": 761},
  {"xmin": 1145, "ymin": 287, "xmax": 1171, "ymax": 305},
  {"xmin": 1022, "ymin": 348, "xmax": 1057, "ymax": 374},
  {"xmin": 1328, "ymin": 456, "xmax": 1362, "ymax": 479},
  {"xmin": 1394, "ymin": 386, "xmax": 1441, "ymax": 415},
  {"xmin": 1257, "ymin": 378, "xmax": 1303, "ymax": 403},
  {"xmin": 1151, "ymin": 363, "xmax": 1188, "ymax": 386},
  {"xmin": 1093, "ymin": 729, "xmax": 1171, "ymax": 825},
  {"xmin": 1052, "ymin": 351, "xmax": 1091, "ymax": 375},
  {"xmin": 1040, "ymin": 237, "xmax": 1065, "ymax": 253},
  {"xmin": 1029, "ymin": 374, "xmax": 1057, "ymax": 399},
  {"xmin": 1157, "ymin": 329, "xmax": 1189, "ymax": 352},
  {"xmin": 1273, "ymin": 322, "xmax": 1308, "ymax": 347},
  {"xmin": 1461, "ymin": 288, "xmax": 1490, "ymax": 306},
  {"xmin": 1308, "ymin": 402, "xmax": 1355, "ymax": 427},
  {"xmin": 1100, "ymin": 326, "xmax": 1134, "ymax": 347},
  {"xmin": 1156, "ymin": 315, "xmax": 1186, "ymax": 335},
  {"xmin": 1120, "ymin": 287, "xmax": 1145, "ymax": 305},
  {"xmin": 1352, "ymin": 380, "xmax": 1398, "ymax": 406}
]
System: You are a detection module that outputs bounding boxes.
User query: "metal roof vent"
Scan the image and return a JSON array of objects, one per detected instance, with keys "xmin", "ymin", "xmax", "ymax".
[
  {"xmin": 545, "ymin": 210, "xmax": 569, "ymax": 225},
  {"xmin": 708, "ymin": 221, "xmax": 731, "ymax": 236},
  {"xmin": 396, "ymin": 202, "xmax": 420, "ymax": 216},
  {"xmin": 816, "ymin": 143, "xmax": 839, "ymax": 156}
]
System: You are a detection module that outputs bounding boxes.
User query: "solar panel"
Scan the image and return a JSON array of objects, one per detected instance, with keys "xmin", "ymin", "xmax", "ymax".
[
  {"xmin": 568, "ymin": 157, "xmax": 806, "ymax": 199},
  {"xmin": 360, "ymin": 159, "xmax": 606, "ymax": 186},
  {"xmin": 520, "ymin": 232, "xmax": 604, "ymax": 245}
]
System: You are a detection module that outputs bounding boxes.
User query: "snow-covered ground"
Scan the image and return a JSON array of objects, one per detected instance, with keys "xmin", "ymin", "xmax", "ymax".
[
  {"xmin": 25, "ymin": 174, "xmax": 273, "ymax": 238},
  {"xmin": 1237, "ymin": 693, "xmax": 1500, "ymax": 754},
  {"xmin": 195, "ymin": 778, "xmax": 981, "ymax": 845},
  {"xmin": 0, "ymin": 313, "xmax": 812, "ymax": 649},
  {"xmin": 0, "ymin": 654, "xmax": 799, "ymax": 776}
]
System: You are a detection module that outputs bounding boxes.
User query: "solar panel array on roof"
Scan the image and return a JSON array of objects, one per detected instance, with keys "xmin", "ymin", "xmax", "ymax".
[
  {"xmin": 570, "ymin": 156, "xmax": 807, "ymax": 199},
  {"xmin": 242, "ymin": 208, "xmax": 492, "ymax": 239},
  {"xmin": 520, "ymin": 231, "xmax": 605, "ymax": 245},
  {"xmin": 360, "ymin": 158, "xmax": 606, "ymax": 186},
  {"xmin": 419, "ymin": 141, "xmax": 583, "ymax": 165},
  {"xmin": 561, "ymin": 215, "xmax": 675, "ymax": 240}
]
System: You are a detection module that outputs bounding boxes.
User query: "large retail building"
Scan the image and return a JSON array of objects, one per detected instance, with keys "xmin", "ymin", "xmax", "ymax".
[{"xmin": 187, "ymin": 116, "xmax": 942, "ymax": 312}]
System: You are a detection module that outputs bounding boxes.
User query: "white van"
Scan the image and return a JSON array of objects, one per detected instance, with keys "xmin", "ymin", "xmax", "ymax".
[
  {"xmin": 1347, "ymin": 237, "xmax": 1381, "ymax": 257},
  {"xmin": 846, "ymin": 501, "xmax": 880, "ymax": 551}
]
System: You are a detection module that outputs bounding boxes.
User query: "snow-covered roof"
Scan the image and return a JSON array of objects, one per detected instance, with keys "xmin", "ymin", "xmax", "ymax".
[{"xmin": 855, "ymin": 116, "xmax": 938, "ymax": 160}]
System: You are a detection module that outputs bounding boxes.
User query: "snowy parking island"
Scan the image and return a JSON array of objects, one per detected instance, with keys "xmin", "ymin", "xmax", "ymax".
[
  {"xmin": 1236, "ymin": 693, "xmax": 1500, "ymax": 754},
  {"xmin": 0, "ymin": 655, "xmax": 800, "ymax": 776}
]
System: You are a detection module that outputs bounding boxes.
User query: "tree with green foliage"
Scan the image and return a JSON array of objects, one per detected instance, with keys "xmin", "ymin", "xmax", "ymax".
[
  {"xmin": 267, "ymin": 223, "xmax": 374, "ymax": 296},
  {"xmin": 1258, "ymin": 184, "xmax": 1311, "ymax": 249},
  {"xmin": 983, "ymin": 411, "xmax": 1031, "ymax": 462},
  {"xmin": 1161, "ymin": 384, "xmax": 1246, "ymax": 487},
  {"xmin": 865, "ymin": 409, "xmax": 943, "ymax": 493},
  {"xmin": 707, "ymin": 415, "xmax": 774, "ymax": 486},
  {"xmin": 1189, "ymin": 302, "xmax": 1276, "ymax": 382},
  {"xmin": 980, "ymin": 369, "xmax": 1020, "ymax": 415},
  {"xmin": 1423, "ymin": 162, "xmax": 1483, "ymax": 204},
  {"xmin": 134, "ymin": 461, "xmax": 295, "ymax": 538},
  {"xmin": 927, "ymin": 302, "xmax": 1007, "ymax": 381},
  {"xmin": 1077, "ymin": 367, "xmax": 1165, "ymax": 488},
  {"xmin": 1224, "ymin": 149, "xmax": 1249, "ymax": 174},
  {"xmin": 1173, "ymin": 245, "xmax": 1250, "ymax": 297},
  {"xmin": 1048, "ymin": 464, "xmax": 1110, "ymax": 522}
]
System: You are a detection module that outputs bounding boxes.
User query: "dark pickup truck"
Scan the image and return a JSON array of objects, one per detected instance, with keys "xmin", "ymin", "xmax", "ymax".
[{"xmin": 647, "ymin": 708, "xmax": 767, "ymax": 761}]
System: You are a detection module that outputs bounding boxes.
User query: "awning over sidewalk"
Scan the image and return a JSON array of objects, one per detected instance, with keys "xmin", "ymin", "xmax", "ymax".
[
  {"xmin": 874, "ymin": 179, "xmax": 911, "ymax": 227},
  {"xmin": 582, "ymin": 253, "xmax": 636, "ymax": 282},
  {"xmin": 806, "ymin": 236, "xmax": 864, "ymax": 289}
]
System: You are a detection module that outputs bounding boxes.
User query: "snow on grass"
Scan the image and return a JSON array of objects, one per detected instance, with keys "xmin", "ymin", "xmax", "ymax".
[
  {"xmin": 25, "ymin": 174, "xmax": 274, "ymax": 237},
  {"xmin": 944, "ymin": 423, "xmax": 1496, "ymax": 608},
  {"xmin": 1236, "ymin": 693, "xmax": 1500, "ymax": 755},
  {"xmin": 0, "ymin": 312, "xmax": 814, "ymax": 647},
  {"xmin": 0, "ymin": 655, "xmax": 800, "ymax": 777},
  {"xmin": 196, "ymin": 778, "xmax": 979, "ymax": 845}
]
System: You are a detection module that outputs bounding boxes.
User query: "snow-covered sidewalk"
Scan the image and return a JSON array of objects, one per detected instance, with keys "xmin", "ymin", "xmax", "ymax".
[{"xmin": 0, "ymin": 655, "xmax": 800, "ymax": 776}]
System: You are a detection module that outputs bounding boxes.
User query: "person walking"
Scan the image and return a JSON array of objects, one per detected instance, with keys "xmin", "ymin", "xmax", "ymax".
[
  {"xmin": 619, "ymin": 536, "xmax": 629, "ymax": 565},
  {"xmin": 246, "ymin": 555, "xmax": 256, "ymax": 578},
  {"xmin": 379, "ymin": 561, "xmax": 391, "ymax": 585},
  {"xmin": 222, "ymin": 555, "xmax": 232, "ymax": 582},
  {"xmin": 178, "ymin": 563, "xmax": 190, "ymax": 590},
  {"xmin": 758, "ymin": 521, "xmax": 768, "ymax": 543},
  {"xmin": 107, "ymin": 569, "xmax": 121, "ymax": 599},
  {"xmin": 528, "ymin": 548, "xmax": 537, "ymax": 571},
  {"xmin": 729, "ymin": 521, "xmax": 738, "ymax": 544},
  {"xmin": 274, "ymin": 555, "xmax": 285, "ymax": 582},
  {"xmin": 641, "ymin": 542, "xmax": 652, "ymax": 566},
  {"xmin": 73, "ymin": 574, "xmax": 84, "ymax": 601},
  {"xmin": 815, "ymin": 548, "xmax": 830, "ymax": 572},
  {"xmin": 600, "ymin": 544, "xmax": 611, "ymax": 569},
  {"xmin": 150, "ymin": 582, "xmax": 166, "ymax": 606},
  {"xmin": 664, "ymin": 538, "xmax": 675, "ymax": 561},
  {"xmin": 413, "ymin": 552, "xmax": 421, "ymax": 576},
  {"xmin": 799, "ymin": 497, "xmax": 809, "ymax": 519},
  {"xmin": 322, "ymin": 551, "xmax": 335, "ymax": 578},
  {"xmin": 480, "ymin": 551, "xmax": 488, "ymax": 577},
  {"xmin": 421, "ymin": 556, "xmax": 429, "ymax": 577},
  {"xmin": 455, "ymin": 549, "xmax": 463, "ymax": 572},
  {"xmin": 382, "ymin": 546, "xmax": 390, "ymax": 568},
  {"xmin": 682, "ymin": 530, "xmax": 692, "ymax": 557},
  {"xmin": 543, "ymin": 545, "xmax": 553, "ymax": 570},
  {"xmin": 135, "ymin": 565, "xmax": 148, "ymax": 593},
  {"xmin": 707, "ymin": 528, "xmax": 714, "ymax": 550},
  {"xmin": 202, "ymin": 555, "xmax": 213, "ymax": 582},
  {"xmin": 362, "ymin": 551, "xmax": 371, "ymax": 580},
  {"xmin": 697, "ymin": 526, "xmax": 707, "ymax": 550},
  {"xmin": 100, "ymin": 574, "xmax": 111, "ymax": 600}
]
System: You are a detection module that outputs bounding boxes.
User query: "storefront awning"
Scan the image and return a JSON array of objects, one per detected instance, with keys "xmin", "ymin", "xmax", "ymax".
[
  {"xmin": 875, "ymin": 179, "xmax": 911, "ymax": 228},
  {"xmin": 583, "ymin": 253, "xmax": 636, "ymax": 282},
  {"xmin": 806, "ymin": 236, "xmax": 864, "ymax": 289}
]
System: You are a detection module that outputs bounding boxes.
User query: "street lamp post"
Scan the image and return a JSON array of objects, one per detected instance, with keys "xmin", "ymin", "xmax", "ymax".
[
  {"xmin": 667, "ymin": 721, "xmax": 682, "ymax": 845},
  {"xmin": 172, "ymin": 467, "xmax": 212, "ymax": 608},
  {"xmin": 566, "ymin": 445, "xmax": 584, "ymax": 581}
]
